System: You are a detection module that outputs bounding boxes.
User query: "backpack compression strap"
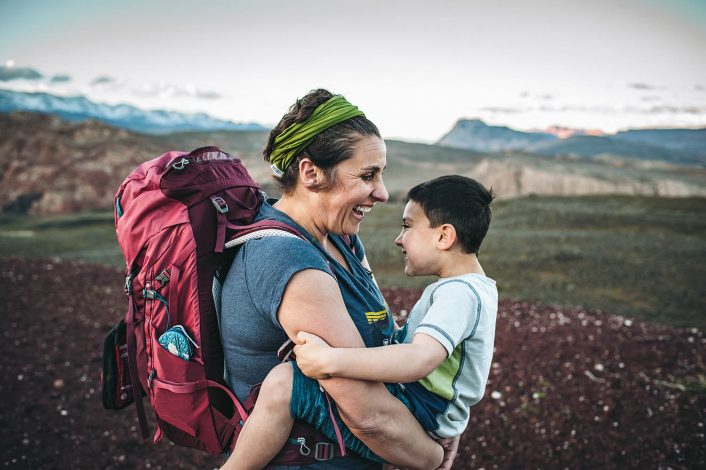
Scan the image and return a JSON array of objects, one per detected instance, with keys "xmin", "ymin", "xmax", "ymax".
[{"xmin": 125, "ymin": 273, "xmax": 149, "ymax": 439}]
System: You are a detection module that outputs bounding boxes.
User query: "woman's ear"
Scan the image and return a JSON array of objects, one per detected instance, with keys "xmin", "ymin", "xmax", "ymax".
[
  {"xmin": 437, "ymin": 224, "xmax": 458, "ymax": 251},
  {"xmin": 298, "ymin": 157, "xmax": 322, "ymax": 190}
]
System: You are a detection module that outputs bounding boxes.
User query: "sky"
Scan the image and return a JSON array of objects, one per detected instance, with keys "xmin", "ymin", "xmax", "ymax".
[{"xmin": 1, "ymin": 0, "xmax": 705, "ymax": 142}]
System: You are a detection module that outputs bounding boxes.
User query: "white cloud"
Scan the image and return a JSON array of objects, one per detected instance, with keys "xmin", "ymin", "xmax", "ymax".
[
  {"xmin": 131, "ymin": 81, "xmax": 221, "ymax": 100},
  {"xmin": 49, "ymin": 74, "xmax": 71, "ymax": 83},
  {"xmin": 91, "ymin": 75, "xmax": 115, "ymax": 86},
  {"xmin": 0, "ymin": 65, "xmax": 43, "ymax": 81}
]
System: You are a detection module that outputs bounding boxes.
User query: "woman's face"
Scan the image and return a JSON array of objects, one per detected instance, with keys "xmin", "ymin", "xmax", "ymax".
[{"xmin": 318, "ymin": 135, "xmax": 389, "ymax": 236}]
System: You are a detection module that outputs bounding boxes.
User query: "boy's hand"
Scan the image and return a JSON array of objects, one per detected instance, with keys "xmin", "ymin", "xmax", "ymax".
[
  {"xmin": 293, "ymin": 331, "xmax": 334, "ymax": 379},
  {"xmin": 435, "ymin": 435, "xmax": 460, "ymax": 470}
]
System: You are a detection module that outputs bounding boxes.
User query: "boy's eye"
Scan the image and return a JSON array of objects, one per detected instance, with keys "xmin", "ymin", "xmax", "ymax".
[{"xmin": 402, "ymin": 223, "xmax": 409, "ymax": 229}]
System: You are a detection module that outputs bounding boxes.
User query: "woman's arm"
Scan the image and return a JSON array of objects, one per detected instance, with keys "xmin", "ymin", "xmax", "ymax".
[
  {"xmin": 294, "ymin": 331, "xmax": 447, "ymax": 383},
  {"xmin": 278, "ymin": 269, "xmax": 443, "ymax": 470}
]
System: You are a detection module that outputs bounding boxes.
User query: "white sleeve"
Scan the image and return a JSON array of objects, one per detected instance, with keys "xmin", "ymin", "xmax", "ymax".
[{"xmin": 414, "ymin": 280, "xmax": 480, "ymax": 357}]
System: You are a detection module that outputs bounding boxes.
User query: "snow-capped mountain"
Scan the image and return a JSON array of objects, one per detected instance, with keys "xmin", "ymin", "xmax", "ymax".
[{"xmin": 0, "ymin": 89, "xmax": 266, "ymax": 134}]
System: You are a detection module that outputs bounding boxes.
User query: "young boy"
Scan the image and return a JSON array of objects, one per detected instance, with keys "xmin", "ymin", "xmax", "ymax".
[{"xmin": 223, "ymin": 175, "xmax": 498, "ymax": 469}]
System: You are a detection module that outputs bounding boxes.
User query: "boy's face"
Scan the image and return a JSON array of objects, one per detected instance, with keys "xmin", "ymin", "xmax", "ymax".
[{"xmin": 394, "ymin": 200, "xmax": 441, "ymax": 277}]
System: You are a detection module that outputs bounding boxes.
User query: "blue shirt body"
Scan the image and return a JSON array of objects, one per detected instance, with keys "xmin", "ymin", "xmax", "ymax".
[{"xmin": 220, "ymin": 199, "xmax": 393, "ymax": 469}]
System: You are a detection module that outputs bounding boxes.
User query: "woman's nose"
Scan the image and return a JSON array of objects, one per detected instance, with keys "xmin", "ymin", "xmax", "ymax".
[{"xmin": 373, "ymin": 178, "xmax": 389, "ymax": 202}]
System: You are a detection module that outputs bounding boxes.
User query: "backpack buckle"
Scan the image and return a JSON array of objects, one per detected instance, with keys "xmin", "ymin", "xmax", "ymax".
[
  {"xmin": 155, "ymin": 269, "xmax": 171, "ymax": 286},
  {"xmin": 211, "ymin": 196, "xmax": 229, "ymax": 214},
  {"xmin": 143, "ymin": 288, "xmax": 157, "ymax": 300},
  {"xmin": 124, "ymin": 273, "xmax": 134, "ymax": 295},
  {"xmin": 314, "ymin": 442, "xmax": 335, "ymax": 461}
]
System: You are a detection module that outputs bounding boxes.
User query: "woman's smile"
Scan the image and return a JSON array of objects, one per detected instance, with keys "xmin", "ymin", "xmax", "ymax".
[{"xmin": 352, "ymin": 205, "xmax": 373, "ymax": 220}]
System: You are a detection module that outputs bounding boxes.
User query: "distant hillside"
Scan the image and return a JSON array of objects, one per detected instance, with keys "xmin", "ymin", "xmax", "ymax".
[
  {"xmin": 0, "ymin": 89, "xmax": 267, "ymax": 134},
  {"xmin": 1, "ymin": 112, "xmax": 705, "ymax": 215},
  {"xmin": 439, "ymin": 119, "xmax": 706, "ymax": 166},
  {"xmin": 527, "ymin": 135, "xmax": 698, "ymax": 164},
  {"xmin": 614, "ymin": 128, "xmax": 706, "ymax": 156},
  {"xmin": 383, "ymin": 140, "xmax": 706, "ymax": 202}
]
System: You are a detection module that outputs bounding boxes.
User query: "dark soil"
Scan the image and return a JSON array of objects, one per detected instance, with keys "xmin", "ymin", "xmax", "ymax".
[{"xmin": 1, "ymin": 258, "xmax": 704, "ymax": 469}]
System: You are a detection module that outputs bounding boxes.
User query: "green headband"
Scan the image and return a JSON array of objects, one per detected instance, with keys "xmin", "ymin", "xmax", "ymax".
[{"xmin": 269, "ymin": 95, "xmax": 365, "ymax": 176}]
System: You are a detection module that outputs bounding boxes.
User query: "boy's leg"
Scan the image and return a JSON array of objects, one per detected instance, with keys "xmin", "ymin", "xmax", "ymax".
[{"xmin": 222, "ymin": 363, "xmax": 295, "ymax": 470}]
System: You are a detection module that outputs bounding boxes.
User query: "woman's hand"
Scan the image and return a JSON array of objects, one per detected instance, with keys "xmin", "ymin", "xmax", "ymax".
[{"xmin": 293, "ymin": 331, "xmax": 334, "ymax": 379}]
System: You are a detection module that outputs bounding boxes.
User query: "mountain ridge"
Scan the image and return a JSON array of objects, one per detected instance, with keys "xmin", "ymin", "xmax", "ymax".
[
  {"xmin": 438, "ymin": 119, "xmax": 557, "ymax": 152},
  {"xmin": 0, "ymin": 89, "xmax": 267, "ymax": 134},
  {"xmin": 439, "ymin": 118, "xmax": 706, "ymax": 166}
]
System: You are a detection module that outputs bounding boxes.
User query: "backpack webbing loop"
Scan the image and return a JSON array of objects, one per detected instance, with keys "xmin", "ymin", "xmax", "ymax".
[
  {"xmin": 212, "ymin": 196, "xmax": 229, "ymax": 253},
  {"xmin": 143, "ymin": 289, "xmax": 170, "ymax": 327},
  {"xmin": 168, "ymin": 265, "xmax": 180, "ymax": 328}
]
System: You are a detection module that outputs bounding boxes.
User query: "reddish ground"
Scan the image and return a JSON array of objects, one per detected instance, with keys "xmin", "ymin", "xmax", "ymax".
[{"xmin": 1, "ymin": 258, "xmax": 704, "ymax": 469}]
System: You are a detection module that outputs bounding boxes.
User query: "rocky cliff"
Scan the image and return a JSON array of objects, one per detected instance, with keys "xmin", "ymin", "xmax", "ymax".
[
  {"xmin": 467, "ymin": 158, "xmax": 706, "ymax": 198},
  {"xmin": 0, "ymin": 113, "xmax": 165, "ymax": 214},
  {"xmin": 383, "ymin": 140, "xmax": 706, "ymax": 201}
]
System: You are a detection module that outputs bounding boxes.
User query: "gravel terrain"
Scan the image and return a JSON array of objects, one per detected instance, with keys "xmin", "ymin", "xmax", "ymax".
[{"xmin": 1, "ymin": 258, "xmax": 704, "ymax": 469}]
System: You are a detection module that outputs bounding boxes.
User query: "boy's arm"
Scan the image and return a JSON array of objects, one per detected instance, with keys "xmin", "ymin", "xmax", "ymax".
[{"xmin": 294, "ymin": 331, "xmax": 447, "ymax": 383}]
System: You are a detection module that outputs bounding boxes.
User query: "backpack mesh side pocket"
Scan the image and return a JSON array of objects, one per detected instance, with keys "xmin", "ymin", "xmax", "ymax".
[{"xmin": 102, "ymin": 320, "xmax": 135, "ymax": 410}]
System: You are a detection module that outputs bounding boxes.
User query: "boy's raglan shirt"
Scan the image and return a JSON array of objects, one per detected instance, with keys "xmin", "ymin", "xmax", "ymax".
[{"xmin": 401, "ymin": 273, "xmax": 498, "ymax": 438}]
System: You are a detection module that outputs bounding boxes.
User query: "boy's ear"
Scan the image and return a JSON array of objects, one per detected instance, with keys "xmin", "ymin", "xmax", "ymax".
[
  {"xmin": 299, "ymin": 157, "xmax": 322, "ymax": 190},
  {"xmin": 437, "ymin": 224, "xmax": 457, "ymax": 251}
]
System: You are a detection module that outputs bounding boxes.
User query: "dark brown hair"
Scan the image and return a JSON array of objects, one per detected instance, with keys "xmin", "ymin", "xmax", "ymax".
[
  {"xmin": 408, "ymin": 175, "xmax": 496, "ymax": 254},
  {"xmin": 264, "ymin": 89, "xmax": 381, "ymax": 193}
]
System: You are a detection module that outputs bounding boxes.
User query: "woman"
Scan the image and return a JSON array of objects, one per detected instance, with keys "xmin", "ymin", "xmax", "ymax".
[{"xmin": 220, "ymin": 89, "xmax": 458, "ymax": 469}]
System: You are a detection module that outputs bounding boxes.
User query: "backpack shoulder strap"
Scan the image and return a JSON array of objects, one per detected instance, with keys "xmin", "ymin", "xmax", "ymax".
[
  {"xmin": 341, "ymin": 234, "xmax": 356, "ymax": 256},
  {"xmin": 224, "ymin": 220, "xmax": 303, "ymax": 249}
]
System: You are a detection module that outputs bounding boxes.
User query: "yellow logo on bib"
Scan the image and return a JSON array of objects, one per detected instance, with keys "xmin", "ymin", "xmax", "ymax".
[{"xmin": 365, "ymin": 309, "xmax": 388, "ymax": 324}]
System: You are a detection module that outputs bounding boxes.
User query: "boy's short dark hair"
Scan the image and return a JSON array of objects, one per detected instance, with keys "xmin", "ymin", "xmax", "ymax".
[{"xmin": 408, "ymin": 175, "xmax": 495, "ymax": 254}]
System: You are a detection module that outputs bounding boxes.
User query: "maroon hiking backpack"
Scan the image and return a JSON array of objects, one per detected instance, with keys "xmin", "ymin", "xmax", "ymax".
[{"xmin": 102, "ymin": 146, "xmax": 346, "ymax": 463}]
